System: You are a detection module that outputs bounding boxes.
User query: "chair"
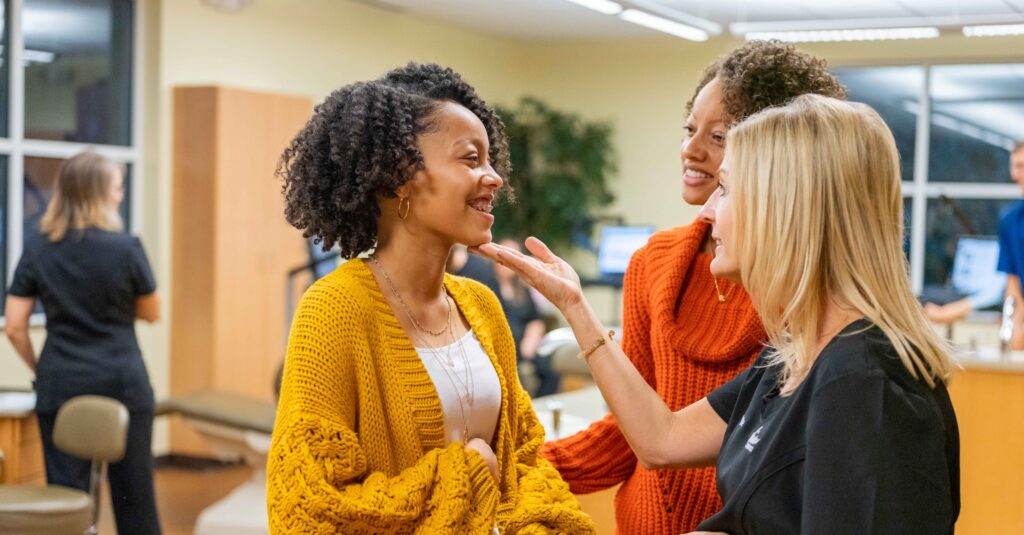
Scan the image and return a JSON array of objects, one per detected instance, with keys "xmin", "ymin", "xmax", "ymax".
[{"xmin": 0, "ymin": 396, "xmax": 129, "ymax": 535}]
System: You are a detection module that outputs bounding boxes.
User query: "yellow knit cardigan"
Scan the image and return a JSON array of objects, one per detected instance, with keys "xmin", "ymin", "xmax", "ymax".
[{"xmin": 267, "ymin": 259, "xmax": 595, "ymax": 534}]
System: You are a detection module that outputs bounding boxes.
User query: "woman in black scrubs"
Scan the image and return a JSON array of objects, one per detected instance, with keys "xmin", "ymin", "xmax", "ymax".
[
  {"xmin": 5, "ymin": 151, "xmax": 162, "ymax": 534},
  {"xmin": 476, "ymin": 95, "xmax": 959, "ymax": 534}
]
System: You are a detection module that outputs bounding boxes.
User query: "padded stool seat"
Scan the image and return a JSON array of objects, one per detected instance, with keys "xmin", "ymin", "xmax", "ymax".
[{"xmin": 0, "ymin": 484, "xmax": 91, "ymax": 535}]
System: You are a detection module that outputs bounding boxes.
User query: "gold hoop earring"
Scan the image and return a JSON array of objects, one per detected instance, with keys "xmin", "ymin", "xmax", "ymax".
[{"xmin": 397, "ymin": 197, "xmax": 411, "ymax": 220}]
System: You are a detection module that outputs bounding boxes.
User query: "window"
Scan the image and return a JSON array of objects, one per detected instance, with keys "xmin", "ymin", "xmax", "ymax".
[
  {"xmin": 835, "ymin": 64, "xmax": 1022, "ymax": 307},
  {"xmin": 1, "ymin": 0, "xmax": 140, "ymax": 317}
]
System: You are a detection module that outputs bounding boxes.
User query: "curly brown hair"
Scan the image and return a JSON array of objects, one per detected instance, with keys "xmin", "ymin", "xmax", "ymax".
[
  {"xmin": 688, "ymin": 40, "xmax": 848, "ymax": 126},
  {"xmin": 279, "ymin": 63, "xmax": 511, "ymax": 259}
]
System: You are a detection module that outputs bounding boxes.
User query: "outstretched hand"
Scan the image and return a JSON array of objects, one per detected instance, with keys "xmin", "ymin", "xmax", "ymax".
[{"xmin": 471, "ymin": 237, "xmax": 583, "ymax": 314}]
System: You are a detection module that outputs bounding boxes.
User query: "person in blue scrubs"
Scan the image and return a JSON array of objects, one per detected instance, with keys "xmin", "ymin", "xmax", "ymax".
[{"xmin": 996, "ymin": 141, "xmax": 1024, "ymax": 348}]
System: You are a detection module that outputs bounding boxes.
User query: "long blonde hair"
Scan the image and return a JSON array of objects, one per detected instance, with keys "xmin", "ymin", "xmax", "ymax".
[
  {"xmin": 40, "ymin": 151, "xmax": 124, "ymax": 241},
  {"xmin": 727, "ymin": 94, "xmax": 951, "ymax": 391}
]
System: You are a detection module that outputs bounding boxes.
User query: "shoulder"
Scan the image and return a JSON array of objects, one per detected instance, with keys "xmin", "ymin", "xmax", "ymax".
[
  {"xmin": 809, "ymin": 321, "xmax": 925, "ymax": 392},
  {"xmin": 1000, "ymin": 200, "xmax": 1024, "ymax": 224},
  {"xmin": 81, "ymin": 230, "xmax": 144, "ymax": 256},
  {"xmin": 642, "ymin": 220, "xmax": 707, "ymax": 256},
  {"xmin": 298, "ymin": 259, "xmax": 376, "ymax": 321},
  {"xmin": 446, "ymin": 273, "xmax": 502, "ymax": 314}
]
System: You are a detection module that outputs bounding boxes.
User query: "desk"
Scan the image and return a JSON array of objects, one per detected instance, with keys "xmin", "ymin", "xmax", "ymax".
[
  {"xmin": 950, "ymin": 350, "xmax": 1024, "ymax": 534},
  {"xmin": 0, "ymin": 391, "xmax": 44, "ymax": 485}
]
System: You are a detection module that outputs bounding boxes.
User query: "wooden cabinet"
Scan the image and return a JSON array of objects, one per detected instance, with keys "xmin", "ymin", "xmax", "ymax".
[
  {"xmin": 0, "ymin": 413, "xmax": 45, "ymax": 485},
  {"xmin": 949, "ymin": 364, "xmax": 1024, "ymax": 534},
  {"xmin": 170, "ymin": 87, "xmax": 311, "ymax": 455}
]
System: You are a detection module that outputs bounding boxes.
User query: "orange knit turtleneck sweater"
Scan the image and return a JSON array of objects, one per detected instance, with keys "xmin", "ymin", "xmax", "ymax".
[{"xmin": 541, "ymin": 219, "xmax": 766, "ymax": 534}]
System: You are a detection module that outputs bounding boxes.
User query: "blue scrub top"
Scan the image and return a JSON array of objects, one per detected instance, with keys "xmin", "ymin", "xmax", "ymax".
[{"xmin": 998, "ymin": 200, "xmax": 1024, "ymax": 280}]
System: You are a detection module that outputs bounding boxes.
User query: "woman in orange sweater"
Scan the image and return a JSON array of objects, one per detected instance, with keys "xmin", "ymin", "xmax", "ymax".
[
  {"xmin": 267, "ymin": 63, "xmax": 592, "ymax": 534},
  {"xmin": 538, "ymin": 41, "xmax": 846, "ymax": 534}
]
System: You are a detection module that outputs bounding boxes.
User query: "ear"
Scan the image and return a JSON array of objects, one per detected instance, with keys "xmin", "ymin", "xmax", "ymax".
[{"xmin": 395, "ymin": 181, "xmax": 413, "ymax": 199}]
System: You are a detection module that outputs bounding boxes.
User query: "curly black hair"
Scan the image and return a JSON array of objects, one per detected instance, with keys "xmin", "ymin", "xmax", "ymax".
[
  {"xmin": 687, "ymin": 40, "xmax": 848, "ymax": 126},
  {"xmin": 279, "ymin": 62, "xmax": 511, "ymax": 259}
]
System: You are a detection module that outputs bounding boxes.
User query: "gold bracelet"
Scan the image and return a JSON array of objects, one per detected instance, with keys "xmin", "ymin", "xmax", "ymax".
[{"xmin": 578, "ymin": 330, "xmax": 615, "ymax": 361}]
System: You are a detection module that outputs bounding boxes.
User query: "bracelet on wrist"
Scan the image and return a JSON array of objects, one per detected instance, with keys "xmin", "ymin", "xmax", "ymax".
[{"xmin": 578, "ymin": 330, "xmax": 615, "ymax": 361}]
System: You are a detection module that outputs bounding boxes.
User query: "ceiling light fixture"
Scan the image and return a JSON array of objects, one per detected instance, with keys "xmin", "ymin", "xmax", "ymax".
[
  {"xmin": 963, "ymin": 23, "xmax": 1024, "ymax": 37},
  {"xmin": 745, "ymin": 27, "xmax": 939, "ymax": 43},
  {"xmin": 619, "ymin": 9, "xmax": 708, "ymax": 41},
  {"xmin": 732, "ymin": 14, "xmax": 1024, "ymax": 35},
  {"xmin": 563, "ymin": 0, "xmax": 622, "ymax": 16}
]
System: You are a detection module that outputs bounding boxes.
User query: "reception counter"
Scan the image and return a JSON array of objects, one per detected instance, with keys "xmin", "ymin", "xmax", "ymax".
[
  {"xmin": 0, "ymin": 391, "xmax": 44, "ymax": 486},
  {"xmin": 949, "ymin": 349, "xmax": 1024, "ymax": 534}
]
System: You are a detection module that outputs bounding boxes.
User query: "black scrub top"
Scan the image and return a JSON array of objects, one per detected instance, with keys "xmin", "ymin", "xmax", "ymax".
[
  {"xmin": 8, "ymin": 228, "xmax": 157, "ymax": 413},
  {"xmin": 699, "ymin": 319, "xmax": 959, "ymax": 534}
]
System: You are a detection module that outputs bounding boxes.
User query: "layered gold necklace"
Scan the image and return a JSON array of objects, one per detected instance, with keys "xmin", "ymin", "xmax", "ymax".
[{"xmin": 371, "ymin": 256, "xmax": 475, "ymax": 442}]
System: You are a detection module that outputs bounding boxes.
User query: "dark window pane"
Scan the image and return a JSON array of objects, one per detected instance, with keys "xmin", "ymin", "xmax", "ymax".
[
  {"xmin": 928, "ymin": 64, "xmax": 1024, "ymax": 183},
  {"xmin": 903, "ymin": 196, "xmax": 912, "ymax": 262},
  {"xmin": 922, "ymin": 198, "xmax": 1012, "ymax": 308},
  {"xmin": 0, "ymin": 158, "xmax": 8, "ymax": 311},
  {"xmin": 23, "ymin": 156, "xmax": 132, "ymax": 247},
  {"xmin": 23, "ymin": 0, "xmax": 133, "ymax": 145},
  {"xmin": 0, "ymin": 2, "xmax": 10, "ymax": 137},
  {"xmin": 834, "ymin": 67, "xmax": 923, "ymax": 184}
]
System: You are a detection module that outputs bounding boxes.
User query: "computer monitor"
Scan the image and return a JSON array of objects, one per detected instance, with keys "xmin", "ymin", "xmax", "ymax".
[
  {"xmin": 597, "ymin": 226, "xmax": 655, "ymax": 279},
  {"xmin": 951, "ymin": 236, "xmax": 1006, "ymax": 310}
]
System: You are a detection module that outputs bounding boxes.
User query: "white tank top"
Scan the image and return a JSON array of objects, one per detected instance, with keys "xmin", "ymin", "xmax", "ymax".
[{"xmin": 415, "ymin": 330, "xmax": 502, "ymax": 445}]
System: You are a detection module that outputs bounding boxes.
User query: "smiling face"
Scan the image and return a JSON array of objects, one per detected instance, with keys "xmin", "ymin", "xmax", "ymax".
[
  {"xmin": 399, "ymin": 101, "xmax": 504, "ymax": 247},
  {"xmin": 680, "ymin": 77, "xmax": 727, "ymax": 206},
  {"xmin": 697, "ymin": 157, "xmax": 740, "ymax": 282}
]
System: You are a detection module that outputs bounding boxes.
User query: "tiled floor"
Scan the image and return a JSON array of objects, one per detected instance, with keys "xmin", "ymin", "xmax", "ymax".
[{"xmin": 97, "ymin": 463, "xmax": 252, "ymax": 535}]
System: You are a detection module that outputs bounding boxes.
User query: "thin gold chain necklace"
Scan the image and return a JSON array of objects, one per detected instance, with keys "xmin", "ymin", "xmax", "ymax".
[{"xmin": 370, "ymin": 255, "xmax": 450, "ymax": 337}]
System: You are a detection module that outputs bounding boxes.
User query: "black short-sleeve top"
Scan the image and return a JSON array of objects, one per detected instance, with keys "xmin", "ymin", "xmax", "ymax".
[
  {"xmin": 699, "ymin": 319, "xmax": 960, "ymax": 535},
  {"xmin": 8, "ymin": 228, "xmax": 157, "ymax": 412}
]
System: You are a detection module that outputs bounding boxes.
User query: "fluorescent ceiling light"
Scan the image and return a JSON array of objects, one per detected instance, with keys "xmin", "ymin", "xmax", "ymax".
[
  {"xmin": 745, "ymin": 27, "xmax": 939, "ymax": 43},
  {"xmin": 963, "ymin": 24, "xmax": 1024, "ymax": 37},
  {"xmin": 732, "ymin": 14, "xmax": 1024, "ymax": 34},
  {"xmin": 626, "ymin": 0, "xmax": 721, "ymax": 35},
  {"xmin": 619, "ymin": 9, "xmax": 708, "ymax": 41},
  {"xmin": 563, "ymin": 0, "xmax": 622, "ymax": 16}
]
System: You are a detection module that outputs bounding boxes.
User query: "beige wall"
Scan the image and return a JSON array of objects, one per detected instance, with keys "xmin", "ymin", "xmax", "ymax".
[{"xmin": 1, "ymin": 0, "xmax": 1021, "ymax": 453}]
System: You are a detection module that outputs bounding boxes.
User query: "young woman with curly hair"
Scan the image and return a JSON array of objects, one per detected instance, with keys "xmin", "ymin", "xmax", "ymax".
[
  {"xmin": 537, "ymin": 40, "xmax": 847, "ymax": 534},
  {"xmin": 265, "ymin": 63, "xmax": 593, "ymax": 534},
  {"xmin": 479, "ymin": 94, "xmax": 959, "ymax": 535}
]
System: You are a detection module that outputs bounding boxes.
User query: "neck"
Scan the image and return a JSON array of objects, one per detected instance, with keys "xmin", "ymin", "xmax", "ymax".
[
  {"xmin": 372, "ymin": 232, "xmax": 450, "ymax": 304},
  {"xmin": 815, "ymin": 295, "xmax": 862, "ymax": 346}
]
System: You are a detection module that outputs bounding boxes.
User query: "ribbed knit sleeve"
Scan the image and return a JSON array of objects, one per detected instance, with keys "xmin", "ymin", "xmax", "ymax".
[
  {"xmin": 501, "ymin": 383, "xmax": 597, "ymax": 534},
  {"xmin": 267, "ymin": 282, "xmax": 499, "ymax": 534},
  {"xmin": 540, "ymin": 245, "xmax": 654, "ymax": 493}
]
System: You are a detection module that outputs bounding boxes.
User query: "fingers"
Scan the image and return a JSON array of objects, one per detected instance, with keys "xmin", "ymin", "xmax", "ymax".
[
  {"xmin": 474, "ymin": 243, "xmax": 542, "ymax": 280},
  {"xmin": 524, "ymin": 237, "xmax": 558, "ymax": 263}
]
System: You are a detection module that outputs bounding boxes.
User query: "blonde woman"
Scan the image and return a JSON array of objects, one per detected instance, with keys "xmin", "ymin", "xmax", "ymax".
[
  {"xmin": 267, "ymin": 63, "xmax": 592, "ymax": 534},
  {"xmin": 5, "ymin": 151, "xmax": 162, "ymax": 534},
  {"xmin": 477, "ymin": 95, "xmax": 959, "ymax": 533}
]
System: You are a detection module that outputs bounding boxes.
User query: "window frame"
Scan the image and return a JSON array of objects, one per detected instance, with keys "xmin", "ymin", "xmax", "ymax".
[
  {"xmin": 2, "ymin": 0, "xmax": 144, "ymax": 324},
  {"xmin": 834, "ymin": 58, "xmax": 1023, "ymax": 294}
]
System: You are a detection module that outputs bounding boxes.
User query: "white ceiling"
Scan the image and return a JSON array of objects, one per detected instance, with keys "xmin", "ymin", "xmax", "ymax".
[{"xmin": 362, "ymin": 0, "xmax": 1024, "ymax": 40}]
